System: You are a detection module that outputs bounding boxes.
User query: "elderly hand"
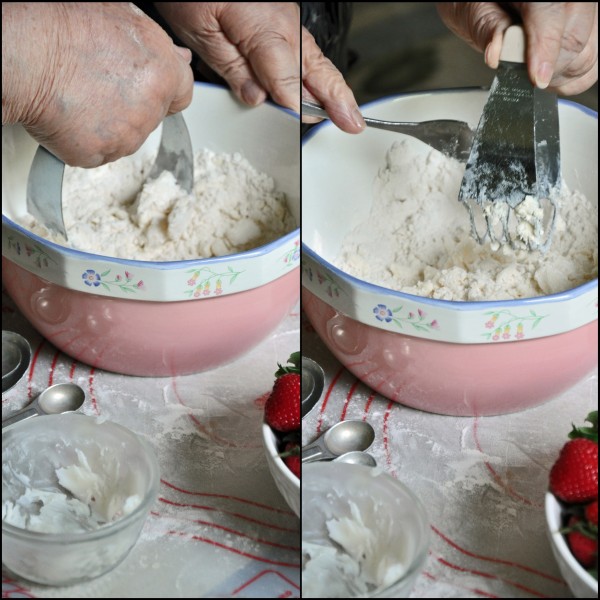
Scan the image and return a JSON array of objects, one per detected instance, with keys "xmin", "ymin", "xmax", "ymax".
[
  {"xmin": 437, "ymin": 2, "xmax": 598, "ymax": 95},
  {"xmin": 156, "ymin": 2, "xmax": 302, "ymax": 114},
  {"xmin": 301, "ymin": 26, "xmax": 365, "ymax": 134},
  {"xmin": 2, "ymin": 2, "xmax": 194, "ymax": 168}
]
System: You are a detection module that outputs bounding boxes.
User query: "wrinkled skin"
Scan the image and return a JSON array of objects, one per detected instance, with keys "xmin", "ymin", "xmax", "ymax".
[
  {"xmin": 437, "ymin": 2, "xmax": 598, "ymax": 95},
  {"xmin": 2, "ymin": 2, "xmax": 194, "ymax": 167},
  {"xmin": 154, "ymin": 4, "xmax": 366, "ymax": 131}
]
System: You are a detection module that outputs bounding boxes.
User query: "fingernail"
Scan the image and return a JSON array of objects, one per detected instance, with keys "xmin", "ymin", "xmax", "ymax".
[
  {"xmin": 241, "ymin": 80, "xmax": 266, "ymax": 106},
  {"xmin": 351, "ymin": 107, "xmax": 366, "ymax": 131},
  {"xmin": 536, "ymin": 61, "xmax": 553, "ymax": 89}
]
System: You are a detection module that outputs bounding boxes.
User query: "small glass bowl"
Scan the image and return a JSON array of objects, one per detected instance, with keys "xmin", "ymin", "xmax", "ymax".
[
  {"xmin": 2, "ymin": 413, "xmax": 160, "ymax": 586},
  {"xmin": 302, "ymin": 462, "xmax": 429, "ymax": 598}
]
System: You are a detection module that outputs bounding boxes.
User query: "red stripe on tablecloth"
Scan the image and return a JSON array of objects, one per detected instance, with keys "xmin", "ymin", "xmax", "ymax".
[
  {"xmin": 316, "ymin": 366, "xmax": 345, "ymax": 434},
  {"xmin": 230, "ymin": 569, "xmax": 300, "ymax": 595},
  {"xmin": 431, "ymin": 525, "xmax": 564, "ymax": 584},
  {"xmin": 151, "ymin": 511, "xmax": 299, "ymax": 552},
  {"xmin": 158, "ymin": 498, "xmax": 298, "ymax": 533},
  {"xmin": 363, "ymin": 392, "xmax": 376, "ymax": 418},
  {"xmin": 340, "ymin": 378, "xmax": 361, "ymax": 421},
  {"xmin": 161, "ymin": 479, "xmax": 296, "ymax": 517},
  {"xmin": 69, "ymin": 360, "xmax": 77, "ymax": 380},
  {"xmin": 382, "ymin": 400, "xmax": 396, "ymax": 474},
  {"xmin": 88, "ymin": 367, "xmax": 99, "ymax": 415},
  {"xmin": 164, "ymin": 530, "xmax": 300, "ymax": 567},
  {"xmin": 47, "ymin": 350, "xmax": 60, "ymax": 387},
  {"xmin": 436, "ymin": 556, "xmax": 550, "ymax": 598},
  {"xmin": 421, "ymin": 568, "xmax": 500, "ymax": 598},
  {"xmin": 473, "ymin": 418, "xmax": 542, "ymax": 508},
  {"xmin": 1, "ymin": 577, "xmax": 37, "ymax": 598},
  {"xmin": 27, "ymin": 339, "xmax": 46, "ymax": 399}
]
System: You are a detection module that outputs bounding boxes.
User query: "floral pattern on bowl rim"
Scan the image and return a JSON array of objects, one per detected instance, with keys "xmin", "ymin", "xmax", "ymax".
[
  {"xmin": 302, "ymin": 249, "xmax": 598, "ymax": 344},
  {"xmin": 2, "ymin": 222, "xmax": 299, "ymax": 302}
]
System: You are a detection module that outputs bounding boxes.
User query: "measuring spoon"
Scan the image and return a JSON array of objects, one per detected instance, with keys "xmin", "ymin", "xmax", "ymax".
[
  {"xmin": 302, "ymin": 357, "xmax": 325, "ymax": 419},
  {"xmin": 2, "ymin": 331, "xmax": 32, "ymax": 394},
  {"xmin": 334, "ymin": 451, "xmax": 377, "ymax": 467},
  {"xmin": 2, "ymin": 383, "xmax": 86, "ymax": 429},
  {"xmin": 302, "ymin": 420, "xmax": 375, "ymax": 464}
]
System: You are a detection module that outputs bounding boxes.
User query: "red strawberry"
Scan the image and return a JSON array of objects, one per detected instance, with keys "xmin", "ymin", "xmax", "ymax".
[
  {"xmin": 585, "ymin": 500, "xmax": 598, "ymax": 526},
  {"xmin": 265, "ymin": 374, "xmax": 300, "ymax": 431},
  {"xmin": 549, "ymin": 438, "xmax": 598, "ymax": 503},
  {"xmin": 565, "ymin": 516, "xmax": 598, "ymax": 569},
  {"xmin": 282, "ymin": 442, "xmax": 300, "ymax": 479},
  {"xmin": 264, "ymin": 353, "xmax": 300, "ymax": 432}
]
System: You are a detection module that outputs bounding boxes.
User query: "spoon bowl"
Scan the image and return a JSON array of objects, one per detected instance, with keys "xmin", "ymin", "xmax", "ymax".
[
  {"xmin": 2, "ymin": 331, "xmax": 32, "ymax": 394},
  {"xmin": 302, "ymin": 420, "xmax": 375, "ymax": 463},
  {"xmin": 2, "ymin": 383, "xmax": 86, "ymax": 429},
  {"xmin": 333, "ymin": 451, "xmax": 377, "ymax": 467},
  {"xmin": 301, "ymin": 356, "xmax": 325, "ymax": 418}
]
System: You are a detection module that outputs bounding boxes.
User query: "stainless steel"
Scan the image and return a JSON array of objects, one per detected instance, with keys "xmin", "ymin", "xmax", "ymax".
[
  {"xmin": 302, "ymin": 100, "xmax": 473, "ymax": 162},
  {"xmin": 147, "ymin": 113, "xmax": 194, "ymax": 194},
  {"xmin": 301, "ymin": 356, "xmax": 325, "ymax": 418},
  {"xmin": 26, "ymin": 147, "xmax": 66, "ymax": 237},
  {"xmin": 2, "ymin": 331, "xmax": 32, "ymax": 394},
  {"xmin": 26, "ymin": 113, "xmax": 194, "ymax": 239},
  {"xmin": 458, "ymin": 25, "xmax": 561, "ymax": 252},
  {"xmin": 302, "ymin": 420, "xmax": 375, "ymax": 463},
  {"xmin": 2, "ymin": 383, "xmax": 85, "ymax": 428},
  {"xmin": 333, "ymin": 451, "xmax": 377, "ymax": 467}
]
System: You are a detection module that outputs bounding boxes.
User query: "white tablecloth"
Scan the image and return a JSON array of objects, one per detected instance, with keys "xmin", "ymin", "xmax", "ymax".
[
  {"xmin": 2, "ymin": 289, "xmax": 300, "ymax": 598},
  {"xmin": 301, "ymin": 311, "xmax": 597, "ymax": 599}
]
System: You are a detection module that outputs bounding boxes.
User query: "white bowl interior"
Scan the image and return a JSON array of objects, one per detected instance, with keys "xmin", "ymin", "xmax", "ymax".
[
  {"xmin": 2, "ymin": 83, "xmax": 299, "ymax": 230},
  {"xmin": 262, "ymin": 423, "xmax": 300, "ymax": 517},
  {"xmin": 302, "ymin": 90, "xmax": 598, "ymax": 263}
]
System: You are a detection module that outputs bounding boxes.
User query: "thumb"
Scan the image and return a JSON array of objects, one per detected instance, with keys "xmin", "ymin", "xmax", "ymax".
[
  {"xmin": 167, "ymin": 45, "xmax": 195, "ymax": 115},
  {"xmin": 436, "ymin": 2, "xmax": 512, "ymax": 68},
  {"xmin": 517, "ymin": 2, "xmax": 567, "ymax": 89}
]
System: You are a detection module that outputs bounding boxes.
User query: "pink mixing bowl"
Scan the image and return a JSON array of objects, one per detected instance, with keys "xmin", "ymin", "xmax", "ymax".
[
  {"xmin": 302, "ymin": 90, "xmax": 598, "ymax": 416},
  {"xmin": 2, "ymin": 84, "xmax": 299, "ymax": 376}
]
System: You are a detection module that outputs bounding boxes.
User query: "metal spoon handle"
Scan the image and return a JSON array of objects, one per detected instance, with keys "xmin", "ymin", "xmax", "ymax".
[
  {"xmin": 302, "ymin": 443, "xmax": 329, "ymax": 463},
  {"xmin": 301, "ymin": 100, "xmax": 473, "ymax": 161},
  {"xmin": 2, "ymin": 406, "xmax": 39, "ymax": 429}
]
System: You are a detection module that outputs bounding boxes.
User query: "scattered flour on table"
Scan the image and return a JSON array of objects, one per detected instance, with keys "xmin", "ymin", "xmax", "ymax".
[
  {"xmin": 335, "ymin": 141, "xmax": 598, "ymax": 301},
  {"xmin": 19, "ymin": 149, "xmax": 295, "ymax": 261}
]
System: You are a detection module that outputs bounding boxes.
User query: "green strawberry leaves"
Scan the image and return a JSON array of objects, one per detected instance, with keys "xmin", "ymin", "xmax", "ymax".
[
  {"xmin": 274, "ymin": 351, "xmax": 301, "ymax": 378},
  {"xmin": 569, "ymin": 410, "xmax": 598, "ymax": 444}
]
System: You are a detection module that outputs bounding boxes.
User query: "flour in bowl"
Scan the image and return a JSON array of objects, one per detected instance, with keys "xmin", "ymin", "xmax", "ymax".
[
  {"xmin": 335, "ymin": 141, "xmax": 598, "ymax": 301},
  {"xmin": 19, "ymin": 149, "xmax": 295, "ymax": 261}
]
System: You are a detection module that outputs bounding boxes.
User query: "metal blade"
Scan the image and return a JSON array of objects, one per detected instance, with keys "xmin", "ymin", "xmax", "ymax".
[
  {"xmin": 147, "ymin": 113, "xmax": 194, "ymax": 194},
  {"xmin": 533, "ymin": 87, "xmax": 561, "ymax": 197},
  {"xmin": 26, "ymin": 145, "xmax": 67, "ymax": 238},
  {"xmin": 459, "ymin": 60, "xmax": 536, "ymax": 209}
]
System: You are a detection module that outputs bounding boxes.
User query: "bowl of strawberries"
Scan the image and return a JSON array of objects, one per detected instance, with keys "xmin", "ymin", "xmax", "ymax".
[
  {"xmin": 546, "ymin": 411, "xmax": 598, "ymax": 598},
  {"xmin": 262, "ymin": 352, "xmax": 301, "ymax": 517}
]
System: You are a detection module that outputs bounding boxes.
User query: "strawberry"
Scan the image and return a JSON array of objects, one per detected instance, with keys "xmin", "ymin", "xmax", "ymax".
[
  {"xmin": 549, "ymin": 438, "xmax": 598, "ymax": 503},
  {"xmin": 565, "ymin": 516, "xmax": 598, "ymax": 569},
  {"xmin": 585, "ymin": 500, "xmax": 598, "ymax": 526},
  {"xmin": 264, "ymin": 352, "xmax": 300, "ymax": 432},
  {"xmin": 282, "ymin": 442, "xmax": 300, "ymax": 479},
  {"xmin": 549, "ymin": 411, "xmax": 598, "ymax": 504}
]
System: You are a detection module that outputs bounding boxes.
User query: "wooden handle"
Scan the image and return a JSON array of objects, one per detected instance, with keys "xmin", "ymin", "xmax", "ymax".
[{"xmin": 500, "ymin": 25, "xmax": 526, "ymax": 63}]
